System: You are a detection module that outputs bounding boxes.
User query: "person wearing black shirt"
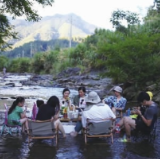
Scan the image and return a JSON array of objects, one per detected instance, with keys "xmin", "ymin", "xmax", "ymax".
[{"xmin": 36, "ymin": 96, "xmax": 66, "ymax": 138}]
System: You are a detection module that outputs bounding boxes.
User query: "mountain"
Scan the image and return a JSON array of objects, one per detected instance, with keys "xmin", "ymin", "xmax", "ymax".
[{"xmin": 8, "ymin": 13, "xmax": 97, "ymax": 48}]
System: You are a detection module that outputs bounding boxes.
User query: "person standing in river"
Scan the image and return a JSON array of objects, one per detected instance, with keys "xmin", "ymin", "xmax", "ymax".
[{"xmin": 3, "ymin": 67, "xmax": 6, "ymax": 78}]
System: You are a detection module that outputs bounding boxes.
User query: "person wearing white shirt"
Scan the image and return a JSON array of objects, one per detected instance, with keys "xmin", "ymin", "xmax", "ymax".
[
  {"xmin": 82, "ymin": 92, "xmax": 116, "ymax": 128},
  {"xmin": 70, "ymin": 91, "xmax": 115, "ymax": 137}
]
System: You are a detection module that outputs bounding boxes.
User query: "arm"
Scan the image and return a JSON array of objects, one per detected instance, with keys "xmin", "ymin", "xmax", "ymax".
[
  {"xmin": 20, "ymin": 106, "xmax": 27, "ymax": 118},
  {"xmin": 121, "ymin": 98, "xmax": 127, "ymax": 110},
  {"xmin": 53, "ymin": 111, "xmax": 59, "ymax": 120},
  {"xmin": 73, "ymin": 96, "xmax": 79, "ymax": 108},
  {"xmin": 81, "ymin": 112, "xmax": 87, "ymax": 128},
  {"xmin": 108, "ymin": 107, "xmax": 116, "ymax": 120},
  {"xmin": 135, "ymin": 110, "xmax": 152, "ymax": 126},
  {"xmin": 104, "ymin": 96, "xmax": 114, "ymax": 104},
  {"xmin": 68, "ymin": 99, "xmax": 74, "ymax": 110}
]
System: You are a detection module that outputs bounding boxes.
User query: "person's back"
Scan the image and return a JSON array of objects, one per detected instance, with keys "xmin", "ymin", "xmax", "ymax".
[
  {"xmin": 82, "ymin": 103, "xmax": 116, "ymax": 127},
  {"xmin": 36, "ymin": 104, "xmax": 55, "ymax": 120},
  {"xmin": 84, "ymin": 103, "xmax": 115, "ymax": 120},
  {"xmin": 8, "ymin": 106, "xmax": 23, "ymax": 125}
]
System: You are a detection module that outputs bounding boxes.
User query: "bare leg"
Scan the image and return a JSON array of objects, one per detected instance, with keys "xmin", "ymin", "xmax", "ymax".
[
  {"xmin": 123, "ymin": 117, "xmax": 136, "ymax": 140},
  {"xmin": 54, "ymin": 119, "xmax": 66, "ymax": 138},
  {"xmin": 20, "ymin": 118, "xmax": 29, "ymax": 133},
  {"xmin": 113, "ymin": 117, "xmax": 125, "ymax": 130}
]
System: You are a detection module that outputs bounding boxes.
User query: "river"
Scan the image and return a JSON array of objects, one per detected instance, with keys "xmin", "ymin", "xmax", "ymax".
[
  {"xmin": 0, "ymin": 74, "xmax": 160, "ymax": 159},
  {"xmin": 0, "ymin": 74, "xmax": 78, "ymax": 110}
]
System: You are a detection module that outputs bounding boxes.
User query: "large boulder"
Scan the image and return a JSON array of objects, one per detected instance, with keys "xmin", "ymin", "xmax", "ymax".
[
  {"xmin": 146, "ymin": 84, "xmax": 157, "ymax": 91},
  {"xmin": 57, "ymin": 67, "xmax": 81, "ymax": 78},
  {"xmin": 123, "ymin": 86, "xmax": 137, "ymax": 101}
]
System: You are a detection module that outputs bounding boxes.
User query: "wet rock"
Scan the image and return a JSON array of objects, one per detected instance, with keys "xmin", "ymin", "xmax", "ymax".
[
  {"xmin": 5, "ymin": 83, "xmax": 15, "ymax": 87},
  {"xmin": 57, "ymin": 67, "xmax": 81, "ymax": 78},
  {"xmin": 21, "ymin": 80, "xmax": 38, "ymax": 86},
  {"xmin": 0, "ymin": 97, "xmax": 8, "ymax": 100},
  {"xmin": 39, "ymin": 81, "xmax": 53, "ymax": 87},
  {"xmin": 146, "ymin": 84, "xmax": 157, "ymax": 91},
  {"xmin": 90, "ymin": 75, "xmax": 100, "ymax": 80},
  {"xmin": 153, "ymin": 91, "xmax": 160, "ymax": 103},
  {"xmin": 123, "ymin": 86, "xmax": 137, "ymax": 101},
  {"xmin": 10, "ymin": 97, "xmax": 16, "ymax": 99}
]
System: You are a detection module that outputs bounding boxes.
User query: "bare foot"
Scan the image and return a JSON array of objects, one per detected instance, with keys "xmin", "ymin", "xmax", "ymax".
[
  {"xmin": 70, "ymin": 131, "xmax": 78, "ymax": 137},
  {"xmin": 63, "ymin": 134, "xmax": 66, "ymax": 138}
]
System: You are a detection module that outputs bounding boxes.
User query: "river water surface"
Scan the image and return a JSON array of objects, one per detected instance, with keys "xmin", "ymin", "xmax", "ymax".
[{"xmin": 0, "ymin": 74, "xmax": 160, "ymax": 159}]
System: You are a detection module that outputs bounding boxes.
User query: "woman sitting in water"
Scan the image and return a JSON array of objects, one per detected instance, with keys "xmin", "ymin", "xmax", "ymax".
[
  {"xmin": 8, "ymin": 97, "xmax": 29, "ymax": 133},
  {"xmin": 103, "ymin": 86, "xmax": 127, "ymax": 115},
  {"xmin": 60, "ymin": 88, "xmax": 72, "ymax": 110},
  {"xmin": 36, "ymin": 96, "xmax": 66, "ymax": 138}
]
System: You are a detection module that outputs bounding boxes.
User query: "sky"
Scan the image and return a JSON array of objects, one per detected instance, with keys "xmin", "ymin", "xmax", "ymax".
[{"xmin": 33, "ymin": 0, "xmax": 154, "ymax": 29}]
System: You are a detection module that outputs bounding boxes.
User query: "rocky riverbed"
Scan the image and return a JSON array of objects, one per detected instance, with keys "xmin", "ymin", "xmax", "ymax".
[
  {"xmin": 18, "ymin": 67, "xmax": 160, "ymax": 104},
  {"xmin": 1, "ymin": 67, "xmax": 160, "ymax": 104},
  {"xmin": 19, "ymin": 68, "xmax": 114, "ymax": 99}
]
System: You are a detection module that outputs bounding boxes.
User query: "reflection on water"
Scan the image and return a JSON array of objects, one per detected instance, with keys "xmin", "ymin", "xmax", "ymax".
[{"xmin": 0, "ymin": 118, "xmax": 160, "ymax": 159}]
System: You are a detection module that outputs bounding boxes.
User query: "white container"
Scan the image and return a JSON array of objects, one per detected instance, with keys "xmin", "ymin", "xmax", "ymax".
[{"xmin": 72, "ymin": 110, "xmax": 79, "ymax": 119}]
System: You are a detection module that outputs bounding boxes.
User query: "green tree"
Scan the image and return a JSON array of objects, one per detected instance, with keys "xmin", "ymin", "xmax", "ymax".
[
  {"xmin": 0, "ymin": 14, "xmax": 17, "ymax": 51},
  {"xmin": 97, "ymin": 32, "xmax": 160, "ymax": 87},
  {"xmin": 0, "ymin": 0, "xmax": 54, "ymax": 51},
  {"xmin": 110, "ymin": 10, "xmax": 140, "ymax": 34},
  {"xmin": 153, "ymin": 0, "xmax": 160, "ymax": 12},
  {"xmin": 0, "ymin": 56, "xmax": 9, "ymax": 70}
]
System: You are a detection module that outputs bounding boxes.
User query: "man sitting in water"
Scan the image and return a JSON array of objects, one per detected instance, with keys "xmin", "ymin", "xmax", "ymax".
[
  {"xmin": 70, "ymin": 91, "xmax": 116, "ymax": 137},
  {"xmin": 130, "ymin": 91, "xmax": 153, "ymax": 120},
  {"xmin": 116, "ymin": 91, "xmax": 158, "ymax": 142}
]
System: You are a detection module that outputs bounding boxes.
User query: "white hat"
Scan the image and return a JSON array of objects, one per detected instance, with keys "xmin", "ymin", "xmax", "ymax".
[
  {"xmin": 112, "ymin": 86, "xmax": 122, "ymax": 93},
  {"xmin": 85, "ymin": 91, "xmax": 101, "ymax": 104}
]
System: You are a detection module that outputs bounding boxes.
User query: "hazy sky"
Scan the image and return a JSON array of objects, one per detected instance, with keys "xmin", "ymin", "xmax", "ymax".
[{"xmin": 33, "ymin": 0, "xmax": 154, "ymax": 29}]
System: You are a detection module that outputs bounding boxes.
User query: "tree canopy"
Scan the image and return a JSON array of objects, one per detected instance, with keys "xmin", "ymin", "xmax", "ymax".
[{"xmin": 0, "ymin": 0, "xmax": 54, "ymax": 51}]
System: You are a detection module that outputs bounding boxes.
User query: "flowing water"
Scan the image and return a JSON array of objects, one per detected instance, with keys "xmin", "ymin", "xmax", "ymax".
[
  {"xmin": 0, "ymin": 74, "xmax": 78, "ymax": 110},
  {"xmin": 0, "ymin": 75, "xmax": 160, "ymax": 159}
]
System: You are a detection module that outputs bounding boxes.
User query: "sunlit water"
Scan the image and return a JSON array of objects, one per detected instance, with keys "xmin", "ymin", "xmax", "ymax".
[
  {"xmin": 0, "ymin": 75, "xmax": 160, "ymax": 159},
  {"xmin": 0, "ymin": 75, "xmax": 78, "ymax": 110}
]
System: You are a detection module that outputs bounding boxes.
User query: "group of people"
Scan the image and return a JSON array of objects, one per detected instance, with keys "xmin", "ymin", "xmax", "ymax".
[{"xmin": 7, "ymin": 85, "xmax": 158, "ymax": 142}]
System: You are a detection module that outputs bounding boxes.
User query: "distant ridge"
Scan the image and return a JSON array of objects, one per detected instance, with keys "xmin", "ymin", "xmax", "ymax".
[{"xmin": 8, "ymin": 13, "xmax": 97, "ymax": 48}]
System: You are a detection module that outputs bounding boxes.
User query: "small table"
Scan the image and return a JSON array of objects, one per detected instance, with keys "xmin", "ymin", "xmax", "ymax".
[
  {"xmin": 60, "ymin": 117, "xmax": 79, "ymax": 122},
  {"xmin": 59, "ymin": 118, "xmax": 80, "ymax": 134}
]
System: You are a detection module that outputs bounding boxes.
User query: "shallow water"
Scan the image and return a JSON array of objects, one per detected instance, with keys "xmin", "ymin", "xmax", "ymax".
[
  {"xmin": 0, "ymin": 75, "xmax": 160, "ymax": 159},
  {"xmin": 0, "ymin": 118, "xmax": 160, "ymax": 159},
  {"xmin": 0, "ymin": 75, "xmax": 78, "ymax": 110}
]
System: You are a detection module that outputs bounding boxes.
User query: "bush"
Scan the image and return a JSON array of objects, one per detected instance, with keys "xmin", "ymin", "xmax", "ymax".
[
  {"xmin": 8, "ymin": 58, "xmax": 31, "ymax": 73},
  {"xmin": 97, "ymin": 32, "xmax": 160, "ymax": 87},
  {"xmin": 0, "ymin": 56, "xmax": 9, "ymax": 70}
]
